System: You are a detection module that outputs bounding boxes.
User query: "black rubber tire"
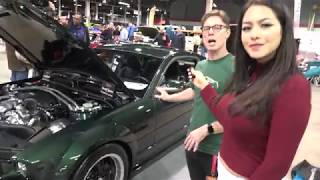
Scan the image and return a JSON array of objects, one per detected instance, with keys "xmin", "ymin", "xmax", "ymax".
[
  {"xmin": 314, "ymin": 75, "xmax": 320, "ymax": 87},
  {"xmin": 72, "ymin": 144, "xmax": 129, "ymax": 180}
]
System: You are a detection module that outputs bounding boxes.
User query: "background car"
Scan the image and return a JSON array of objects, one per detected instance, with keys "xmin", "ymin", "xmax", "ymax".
[
  {"xmin": 0, "ymin": 1, "xmax": 204, "ymax": 180},
  {"xmin": 302, "ymin": 61, "xmax": 320, "ymax": 87},
  {"xmin": 133, "ymin": 26, "xmax": 159, "ymax": 43}
]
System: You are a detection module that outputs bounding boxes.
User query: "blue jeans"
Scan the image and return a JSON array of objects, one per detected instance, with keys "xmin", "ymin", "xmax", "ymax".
[{"xmin": 11, "ymin": 70, "xmax": 28, "ymax": 81}]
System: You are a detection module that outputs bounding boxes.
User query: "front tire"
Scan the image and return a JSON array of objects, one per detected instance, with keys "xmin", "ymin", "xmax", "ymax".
[
  {"xmin": 313, "ymin": 75, "xmax": 320, "ymax": 87},
  {"xmin": 73, "ymin": 144, "xmax": 129, "ymax": 180}
]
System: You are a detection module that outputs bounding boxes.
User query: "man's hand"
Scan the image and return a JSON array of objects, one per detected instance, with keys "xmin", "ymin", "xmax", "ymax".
[
  {"xmin": 184, "ymin": 124, "xmax": 209, "ymax": 152},
  {"xmin": 154, "ymin": 87, "xmax": 170, "ymax": 101}
]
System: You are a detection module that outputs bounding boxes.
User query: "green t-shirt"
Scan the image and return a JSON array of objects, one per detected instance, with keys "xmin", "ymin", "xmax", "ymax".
[{"xmin": 189, "ymin": 53, "xmax": 234, "ymax": 155}]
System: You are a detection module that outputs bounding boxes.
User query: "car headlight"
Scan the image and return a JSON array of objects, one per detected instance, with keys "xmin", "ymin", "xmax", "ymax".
[{"xmin": 17, "ymin": 162, "xmax": 27, "ymax": 177}]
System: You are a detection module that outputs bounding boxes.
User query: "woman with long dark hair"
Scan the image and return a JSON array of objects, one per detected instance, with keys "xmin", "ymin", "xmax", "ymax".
[{"xmin": 189, "ymin": 0, "xmax": 311, "ymax": 179}]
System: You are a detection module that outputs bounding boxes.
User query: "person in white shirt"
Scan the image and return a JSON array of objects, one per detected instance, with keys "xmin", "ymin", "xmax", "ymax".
[{"xmin": 120, "ymin": 24, "xmax": 129, "ymax": 42}]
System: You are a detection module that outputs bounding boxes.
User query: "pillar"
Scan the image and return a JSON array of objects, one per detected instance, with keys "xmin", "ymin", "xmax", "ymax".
[
  {"xmin": 137, "ymin": 0, "xmax": 142, "ymax": 26},
  {"xmin": 206, "ymin": 0, "xmax": 214, "ymax": 13},
  {"xmin": 95, "ymin": 3, "xmax": 99, "ymax": 20},
  {"xmin": 148, "ymin": 6, "xmax": 156, "ymax": 26},
  {"xmin": 85, "ymin": 0, "xmax": 90, "ymax": 24}
]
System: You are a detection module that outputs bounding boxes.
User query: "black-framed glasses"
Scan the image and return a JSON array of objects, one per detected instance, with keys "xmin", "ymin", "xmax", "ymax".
[{"xmin": 202, "ymin": 24, "xmax": 228, "ymax": 32}]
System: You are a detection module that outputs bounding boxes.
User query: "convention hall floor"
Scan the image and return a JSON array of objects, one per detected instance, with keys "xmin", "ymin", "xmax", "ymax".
[{"xmin": 0, "ymin": 44, "xmax": 319, "ymax": 180}]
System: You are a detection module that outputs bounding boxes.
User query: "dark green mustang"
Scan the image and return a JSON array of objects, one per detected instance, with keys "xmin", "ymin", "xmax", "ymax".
[{"xmin": 0, "ymin": 1, "xmax": 203, "ymax": 179}]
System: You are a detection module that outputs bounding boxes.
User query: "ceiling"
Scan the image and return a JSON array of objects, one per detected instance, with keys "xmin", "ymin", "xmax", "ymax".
[
  {"xmin": 44, "ymin": 0, "xmax": 174, "ymax": 19},
  {"xmin": 56, "ymin": 0, "xmax": 173, "ymax": 10}
]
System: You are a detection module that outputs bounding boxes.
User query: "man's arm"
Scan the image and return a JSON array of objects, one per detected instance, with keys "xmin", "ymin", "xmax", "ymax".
[{"xmin": 155, "ymin": 87, "xmax": 195, "ymax": 102}]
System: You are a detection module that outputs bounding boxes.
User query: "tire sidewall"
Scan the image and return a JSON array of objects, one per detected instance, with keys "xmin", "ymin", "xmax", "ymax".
[
  {"xmin": 72, "ymin": 144, "xmax": 129, "ymax": 180},
  {"xmin": 314, "ymin": 75, "xmax": 320, "ymax": 86}
]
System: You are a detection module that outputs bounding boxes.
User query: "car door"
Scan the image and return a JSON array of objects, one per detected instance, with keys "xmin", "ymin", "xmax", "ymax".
[
  {"xmin": 151, "ymin": 56, "xmax": 199, "ymax": 151},
  {"xmin": 121, "ymin": 99, "xmax": 157, "ymax": 164}
]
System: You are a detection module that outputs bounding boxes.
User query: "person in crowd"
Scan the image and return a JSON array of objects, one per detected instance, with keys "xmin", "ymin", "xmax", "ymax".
[
  {"xmin": 172, "ymin": 26, "xmax": 186, "ymax": 50},
  {"xmin": 47, "ymin": 0, "xmax": 55, "ymax": 17},
  {"xmin": 166, "ymin": 25, "xmax": 175, "ymax": 42},
  {"xmin": 5, "ymin": 43, "xmax": 29, "ymax": 81},
  {"xmin": 58, "ymin": 14, "xmax": 69, "ymax": 28},
  {"xmin": 192, "ymin": 30, "xmax": 202, "ymax": 54},
  {"xmin": 101, "ymin": 23, "xmax": 114, "ymax": 43},
  {"xmin": 155, "ymin": 10, "xmax": 234, "ymax": 180},
  {"xmin": 127, "ymin": 22, "xmax": 137, "ymax": 41},
  {"xmin": 199, "ymin": 41, "xmax": 207, "ymax": 57},
  {"xmin": 113, "ymin": 25, "xmax": 121, "ymax": 43},
  {"xmin": 69, "ymin": 13, "xmax": 90, "ymax": 46},
  {"xmin": 154, "ymin": 27, "xmax": 170, "ymax": 47},
  {"xmin": 120, "ymin": 24, "xmax": 129, "ymax": 42},
  {"xmin": 189, "ymin": 1, "xmax": 311, "ymax": 179}
]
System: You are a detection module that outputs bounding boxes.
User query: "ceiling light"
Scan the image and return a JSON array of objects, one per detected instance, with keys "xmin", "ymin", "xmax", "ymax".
[{"xmin": 119, "ymin": 1, "xmax": 130, "ymax": 7}]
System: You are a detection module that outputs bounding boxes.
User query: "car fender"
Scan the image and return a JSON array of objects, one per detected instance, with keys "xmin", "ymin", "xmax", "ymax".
[{"xmin": 54, "ymin": 123, "xmax": 138, "ymax": 178}]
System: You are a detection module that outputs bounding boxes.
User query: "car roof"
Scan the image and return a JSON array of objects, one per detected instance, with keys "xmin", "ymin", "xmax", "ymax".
[{"xmin": 100, "ymin": 43, "xmax": 185, "ymax": 59}]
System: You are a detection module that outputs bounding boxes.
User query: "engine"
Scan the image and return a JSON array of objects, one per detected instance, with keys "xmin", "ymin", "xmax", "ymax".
[
  {"xmin": 0, "ymin": 70, "xmax": 130, "ymax": 148},
  {"xmin": 0, "ymin": 90, "xmax": 62, "ymax": 126},
  {"xmin": 0, "ymin": 84, "xmax": 103, "ymax": 128}
]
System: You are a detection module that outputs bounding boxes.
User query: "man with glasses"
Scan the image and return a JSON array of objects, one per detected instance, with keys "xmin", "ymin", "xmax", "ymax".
[{"xmin": 155, "ymin": 10, "xmax": 234, "ymax": 180}]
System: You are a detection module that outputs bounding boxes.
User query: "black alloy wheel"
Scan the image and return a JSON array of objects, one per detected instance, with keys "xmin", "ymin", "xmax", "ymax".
[{"xmin": 73, "ymin": 144, "xmax": 129, "ymax": 180}]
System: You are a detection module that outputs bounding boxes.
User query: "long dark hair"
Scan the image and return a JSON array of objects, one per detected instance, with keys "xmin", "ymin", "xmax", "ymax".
[{"xmin": 224, "ymin": 0, "xmax": 299, "ymax": 124}]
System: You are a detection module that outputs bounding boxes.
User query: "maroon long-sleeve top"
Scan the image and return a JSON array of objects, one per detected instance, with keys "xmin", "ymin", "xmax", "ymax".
[{"xmin": 200, "ymin": 73, "xmax": 311, "ymax": 180}]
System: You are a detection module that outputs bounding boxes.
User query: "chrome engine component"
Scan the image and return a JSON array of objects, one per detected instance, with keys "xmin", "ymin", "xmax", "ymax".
[{"xmin": 0, "ymin": 84, "xmax": 102, "ymax": 128}]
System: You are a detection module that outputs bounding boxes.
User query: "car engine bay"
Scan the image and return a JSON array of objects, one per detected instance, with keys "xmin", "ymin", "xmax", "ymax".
[{"xmin": 0, "ymin": 70, "xmax": 131, "ymax": 148}]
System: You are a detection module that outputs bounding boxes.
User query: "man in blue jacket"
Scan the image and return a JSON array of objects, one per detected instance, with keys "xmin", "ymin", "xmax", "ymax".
[
  {"xmin": 172, "ymin": 27, "xmax": 186, "ymax": 50},
  {"xmin": 69, "ymin": 14, "xmax": 90, "ymax": 46}
]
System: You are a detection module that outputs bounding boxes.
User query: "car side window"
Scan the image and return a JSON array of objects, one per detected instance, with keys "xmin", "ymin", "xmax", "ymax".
[
  {"xmin": 158, "ymin": 57, "xmax": 197, "ymax": 93},
  {"xmin": 107, "ymin": 53, "xmax": 162, "ymax": 98}
]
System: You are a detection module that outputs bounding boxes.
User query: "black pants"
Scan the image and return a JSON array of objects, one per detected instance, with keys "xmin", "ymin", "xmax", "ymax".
[
  {"xmin": 193, "ymin": 45, "xmax": 199, "ymax": 53},
  {"xmin": 185, "ymin": 150, "xmax": 212, "ymax": 180}
]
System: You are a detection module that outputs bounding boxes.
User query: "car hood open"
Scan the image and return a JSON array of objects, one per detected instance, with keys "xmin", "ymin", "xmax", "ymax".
[
  {"xmin": 137, "ymin": 26, "xmax": 159, "ymax": 39},
  {"xmin": 0, "ymin": 0, "xmax": 133, "ymax": 97}
]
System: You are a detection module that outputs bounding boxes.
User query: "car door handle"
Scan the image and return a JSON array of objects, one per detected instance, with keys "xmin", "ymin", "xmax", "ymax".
[{"xmin": 138, "ymin": 105, "xmax": 151, "ymax": 113}]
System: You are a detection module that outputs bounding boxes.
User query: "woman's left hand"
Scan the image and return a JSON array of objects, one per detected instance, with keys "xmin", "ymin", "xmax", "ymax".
[{"xmin": 188, "ymin": 68, "xmax": 209, "ymax": 90}]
